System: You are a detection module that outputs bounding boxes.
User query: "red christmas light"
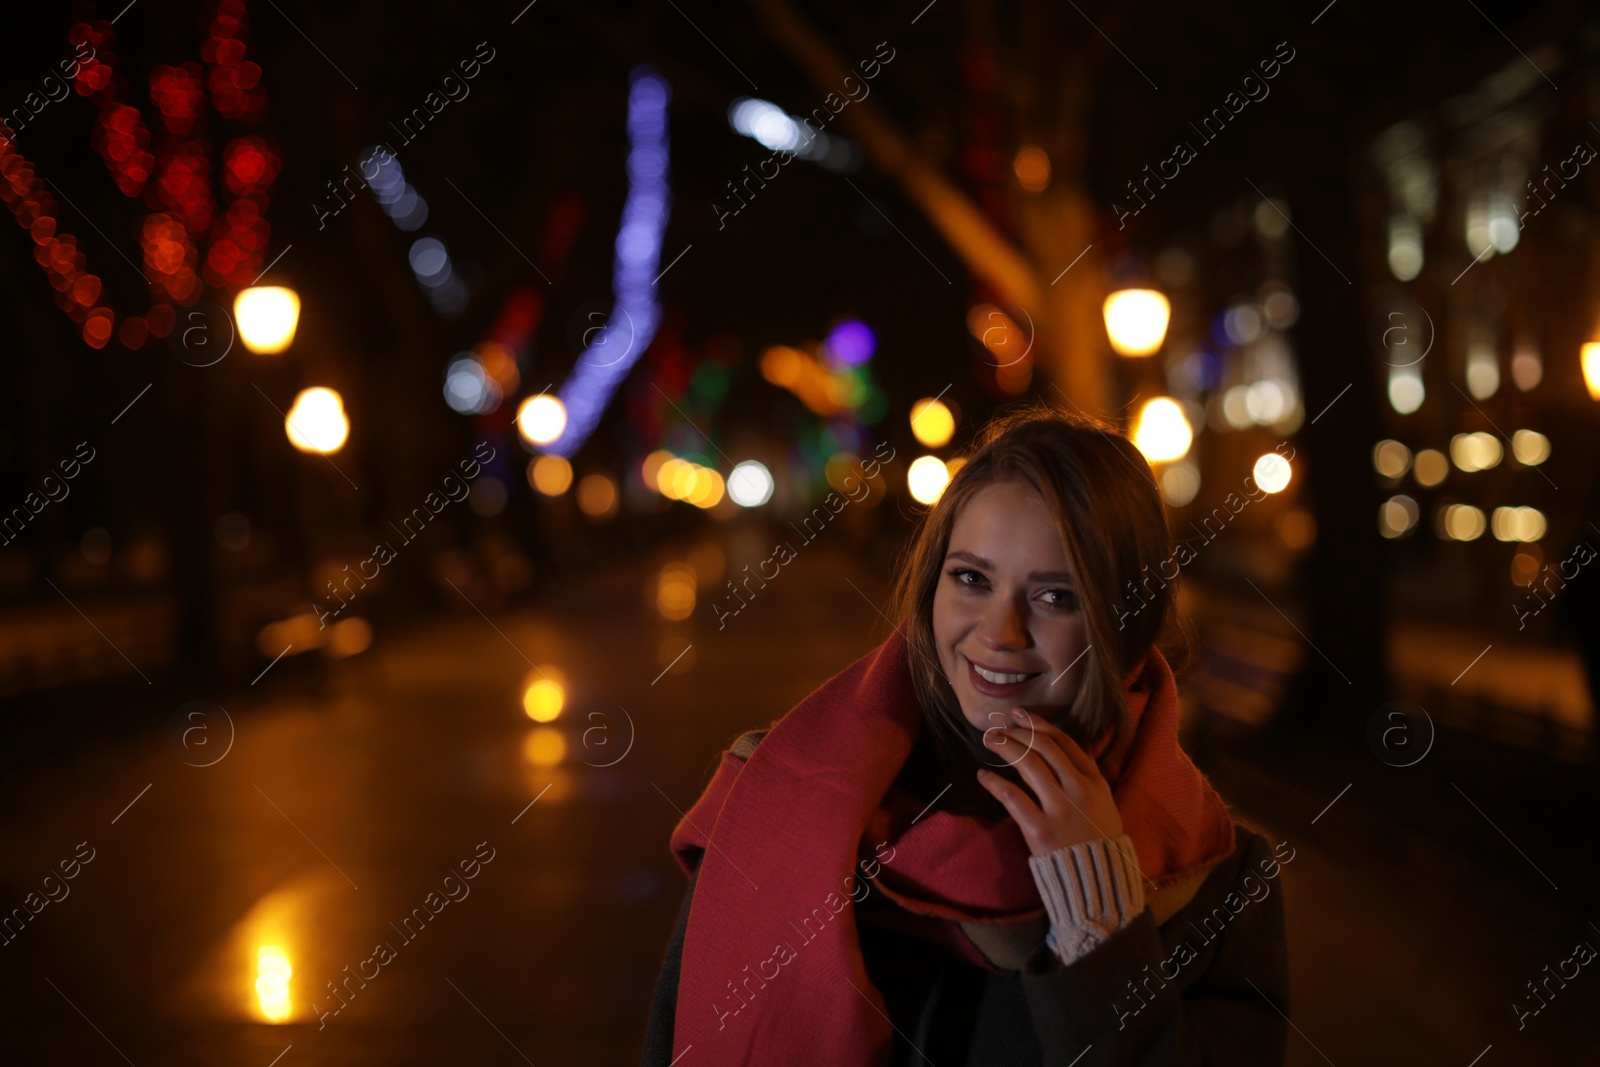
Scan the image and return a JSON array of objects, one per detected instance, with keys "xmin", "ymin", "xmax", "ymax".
[{"xmin": 0, "ymin": 2, "xmax": 278, "ymax": 349}]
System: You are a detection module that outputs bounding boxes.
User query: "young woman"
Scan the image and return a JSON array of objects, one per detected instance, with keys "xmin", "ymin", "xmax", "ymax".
[{"xmin": 641, "ymin": 402, "xmax": 1291, "ymax": 1066}]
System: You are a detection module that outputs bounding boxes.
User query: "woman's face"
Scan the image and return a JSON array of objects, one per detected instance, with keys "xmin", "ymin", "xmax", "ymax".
[{"xmin": 932, "ymin": 479, "xmax": 1090, "ymax": 734}]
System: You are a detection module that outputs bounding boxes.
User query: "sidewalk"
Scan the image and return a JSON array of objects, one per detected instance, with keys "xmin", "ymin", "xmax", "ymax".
[{"xmin": 1181, "ymin": 578, "xmax": 1595, "ymax": 760}]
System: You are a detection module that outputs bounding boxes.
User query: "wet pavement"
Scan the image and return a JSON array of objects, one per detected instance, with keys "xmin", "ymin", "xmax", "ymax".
[{"xmin": 0, "ymin": 531, "xmax": 1596, "ymax": 1065}]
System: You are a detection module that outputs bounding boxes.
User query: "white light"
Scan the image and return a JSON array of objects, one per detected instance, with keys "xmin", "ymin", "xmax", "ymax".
[
  {"xmin": 285, "ymin": 388, "xmax": 349, "ymax": 454},
  {"xmin": 1491, "ymin": 506, "xmax": 1546, "ymax": 543},
  {"xmin": 444, "ymin": 358, "xmax": 492, "ymax": 415},
  {"xmin": 1440, "ymin": 503, "xmax": 1486, "ymax": 541},
  {"xmin": 1387, "ymin": 216, "xmax": 1423, "ymax": 281},
  {"xmin": 728, "ymin": 98, "xmax": 827, "ymax": 158},
  {"xmin": 1372, "ymin": 439, "xmax": 1412, "ymax": 479},
  {"xmin": 1466, "ymin": 341, "xmax": 1499, "ymax": 399},
  {"xmin": 1132, "ymin": 398, "xmax": 1193, "ymax": 462},
  {"xmin": 409, "ymin": 238, "xmax": 449, "ymax": 279},
  {"xmin": 1221, "ymin": 385, "xmax": 1254, "ymax": 430},
  {"xmin": 727, "ymin": 460, "xmax": 775, "ymax": 507},
  {"xmin": 517, "ymin": 395, "xmax": 567, "ymax": 446},
  {"xmin": 907, "ymin": 456, "xmax": 950, "ymax": 505},
  {"xmin": 1464, "ymin": 197, "xmax": 1493, "ymax": 262},
  {"xmin": 1511, "ymin": 429, "xmax": 1549, "ymax": 466},
  {"xmin": 1245, "ymin": 379, "xmax": 1287, "ymax": 424},
  {"xmin": 1379, "ymin": 494, "xmax": 1419, "ymax": 538},
  {"xmin": 1253, "ymin": 453, "xmax": 1291, "ymax": 494},
  {"xmin": 1450, "ymin": 432, "xmax": 1502, "ymax": 472},
  {"xmin": 234, "ymin": 287, "xmax": 300, "ymax": 355},
  {"xmin": 1388, "ymin": 366, "xmax": 1424, "ymax": 414},
  {"xmin": 1103, "ymin": 290, "xmax": 1171, "ymax": 356},
  {"xmin": 1488, "ymin": 195, "xmax": 1519, "ymax": 253}
]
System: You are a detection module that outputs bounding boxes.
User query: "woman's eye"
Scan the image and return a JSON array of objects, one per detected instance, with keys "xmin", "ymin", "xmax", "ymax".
[
  {"xmin": 1042, "ymin": 589, "xmax": 1079, "ymax": 610},
  {"xmin": 945, "ymin": 566, "xmax": 984, "ymax": 587}
]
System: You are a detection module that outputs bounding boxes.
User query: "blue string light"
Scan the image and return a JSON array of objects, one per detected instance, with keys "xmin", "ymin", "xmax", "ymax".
[{"xmin": 544, "ymin": 66, "xmax": 671, "ymax": 457}]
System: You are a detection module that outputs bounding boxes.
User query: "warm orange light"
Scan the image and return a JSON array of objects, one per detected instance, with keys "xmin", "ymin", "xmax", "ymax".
[
  {"xmin": 686, "ymin": 468, "xmax": 725, "ymax": 509},
  {"xmin": 235, "ymin": 287, "xmax": 299, "ymax": 354},
  {"xmin": 1013, "ymin": 145, "xmax": 1052, "ymax": 193},
  {"xmin": 529, "ymin": 454, "xmax": 574, "ymax": 496},
  {"xmin": 1583, "ymin": 343, "xmax": 1600, "ymax": 400},
  {"xmin": 641, "ymin": 449, "xmax": 675, "ymax": 490},
  {"xmin": 255, "ymin": 945, "xmax": 293, "ymax": 1022},
  {"xmin": 326, "ymin": 617, "xmax": 372, "ymax": 658},
  {"xmin": 522, "ymin": 676, "xmax": 565, "ymax": 722},
  {"xmin": 523, "ymin": 727, "xmax": 566, "ymax": 767},
  {"xmin": 284, "ymin": 387, "xmax": 349, "ymax": 454},
  {"xmin": 1103, "ymin": 289, "xmax": 1170, "ymax": 356},
  {"xmin": 1132, "ymin": 398, "xmax": 1193, "ymax": 462},
  {"xmin": 656, "ymin": 562, "xmax": 697, "ymax": 621},
  {"xmin": 576, "ymin": 474, "xmax": 617, "ymax": 517},
  {"xmin": 965, "ymin": 303, "xmax": 1029, "ymax": 365},
  {"xmin": 759, "ymin": 345, "xmax": 845, "ymax": 415}
]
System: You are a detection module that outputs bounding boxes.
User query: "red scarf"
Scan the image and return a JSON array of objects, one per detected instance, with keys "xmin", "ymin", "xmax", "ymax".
[{"xmin": 668, "ymin": 624, "xmax": 1234, "ymax": 1065}]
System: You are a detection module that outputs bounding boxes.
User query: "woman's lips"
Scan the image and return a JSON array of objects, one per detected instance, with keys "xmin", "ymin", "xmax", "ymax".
[{"xmin": 964, "ymin": 656, "xmax": 1042, "ymax": 698}]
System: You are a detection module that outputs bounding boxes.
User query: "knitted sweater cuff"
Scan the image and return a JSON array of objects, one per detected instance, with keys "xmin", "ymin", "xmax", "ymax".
[{"xmin": 1027, "ymin": 835, "xmax": 1147, "ymax": 967}]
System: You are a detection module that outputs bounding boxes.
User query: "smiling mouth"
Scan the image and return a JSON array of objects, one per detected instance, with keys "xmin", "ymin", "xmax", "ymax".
[{"xmin": 964, "ymin": 656, "xmax": 1043, "ymax": 689}]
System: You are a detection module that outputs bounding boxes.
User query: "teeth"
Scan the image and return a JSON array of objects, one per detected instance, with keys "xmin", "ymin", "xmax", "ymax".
[{"xmin": 973, "ymin": 663, "xmax": 1033, "ymax": 685}]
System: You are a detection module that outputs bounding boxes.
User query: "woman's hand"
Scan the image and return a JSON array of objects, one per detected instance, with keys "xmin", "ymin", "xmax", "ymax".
[{"xmin": 976, "ymin": 706, "xmax": 1124, "ymax": 857}]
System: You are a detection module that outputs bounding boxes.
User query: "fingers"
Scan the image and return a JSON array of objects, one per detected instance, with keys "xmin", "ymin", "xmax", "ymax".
[
  {"xmin": 985, "ymin": 731, "xmax": 1063, "ymax": 813},
  {"xmin": 1010, "ymin": 707, "xmax": 1102, "ymax": 782},
  {"xmin": 975, "ymin": 767, "xmax": 1045, "ymax": 847},
  {"xmin": 986, "ymin": 719, "xmax": 1083, "ymax": 806}
]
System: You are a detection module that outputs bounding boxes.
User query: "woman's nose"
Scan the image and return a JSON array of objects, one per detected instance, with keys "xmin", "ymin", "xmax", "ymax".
[{"xmin": 978, "ymin": 593, "xmax": 1029, "ymax": 649}]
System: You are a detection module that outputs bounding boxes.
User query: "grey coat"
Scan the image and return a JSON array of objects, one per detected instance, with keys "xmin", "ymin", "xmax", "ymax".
[{"xmin": 640, "ymin": 824, "xmax": 1290, "ymax": 1066}]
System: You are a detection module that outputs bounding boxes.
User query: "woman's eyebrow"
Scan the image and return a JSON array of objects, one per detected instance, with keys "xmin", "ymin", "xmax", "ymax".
[{"xmin": 945, "ymin": 549, "xmax": 1075, "ymax": 583}]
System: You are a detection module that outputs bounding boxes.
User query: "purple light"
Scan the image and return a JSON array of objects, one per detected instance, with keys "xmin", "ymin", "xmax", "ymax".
[
  {"xmin": 824, "ymin": 319, "xmax": 875, "ymax": 367},
  {"xmin": 544, "ymin": 66, "xmax": 672, "ymax": 457}
]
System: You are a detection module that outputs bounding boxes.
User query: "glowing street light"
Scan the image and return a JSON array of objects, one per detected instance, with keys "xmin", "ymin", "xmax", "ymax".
[
  {"xmin": 528, "ymin": 454, "xmax": 573, "ymax": 496},
  {"xmin": 235, "ymin": 286, "xmax": 300, "ymax": 354},
  {"xmin": 1103, "ymin": 289, "xmax": 1170, "ymax": 356},
  {"xmin": 727, "ymin": 460, "xmax": 775, "ymax": 507},
  {"xmin": 284, "ymin": 387, "xmax": 349, "ymax": 454},
  {"xmin": 1253, "ymin": 452, "xmax": 1292, "ymax": 493},
  {"xmin": 910, "ymin": 397, "xmax": 955, "ymax": 447},
  {"xmin": 907, "ymin": 455, "xmax": 950, "ymax": 505},
  {"xmin": 522, "ymin": 673, "xmax": 565, "ymax": 722},
  {"xmin": 254, "ymin": 945, "xmax": 293, "ymax": 1023},
  {"xmin": 1132, "ymin": 397, "xmax": 1193, "ymax": 462},
  {"xmin": 1583, "ymin": 343, "xmax": 1600, "ymax": 400},
  {"xmin": 517, "ymin": 395, "xmax": 567, "ymax": 447}
]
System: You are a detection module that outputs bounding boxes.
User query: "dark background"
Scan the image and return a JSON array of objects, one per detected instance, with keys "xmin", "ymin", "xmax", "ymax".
[{"xmin": 0, "ymin": 1, "xmax": 1597, "ymax": 1063}]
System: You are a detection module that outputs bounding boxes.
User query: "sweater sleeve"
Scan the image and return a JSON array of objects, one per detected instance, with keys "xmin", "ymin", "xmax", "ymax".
[
  {"xmin": 1017, "ymin": 830, "xmax": 1291, "ymax": 1067},
  {"xmin": 1028, "ymin": 835, "xmax": 1147, "ymax": 966}
]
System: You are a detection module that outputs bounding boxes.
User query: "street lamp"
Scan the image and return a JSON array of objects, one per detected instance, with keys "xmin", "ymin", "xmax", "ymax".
[
  {"xmin": 1583, "ymin": 342, "xmax": 1600, "ymax": 400},
  {"xmin": 1103, "ymin": 288, "xmax": 1170, "ymax": 356},
  {"xmin": 284, "ymin": 387, "xmax": 349, "ymax": 454},
  {"xmin": 235, "ymin": 286, "xmax": 300, "ymax": 354},
  {"xmin": 1132, "ymin": 397, "xmax": 1193, "ymax": 462},
  {"xmin": 517, "ymin": 394, "xmax": 567, "ymax": 447}
]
